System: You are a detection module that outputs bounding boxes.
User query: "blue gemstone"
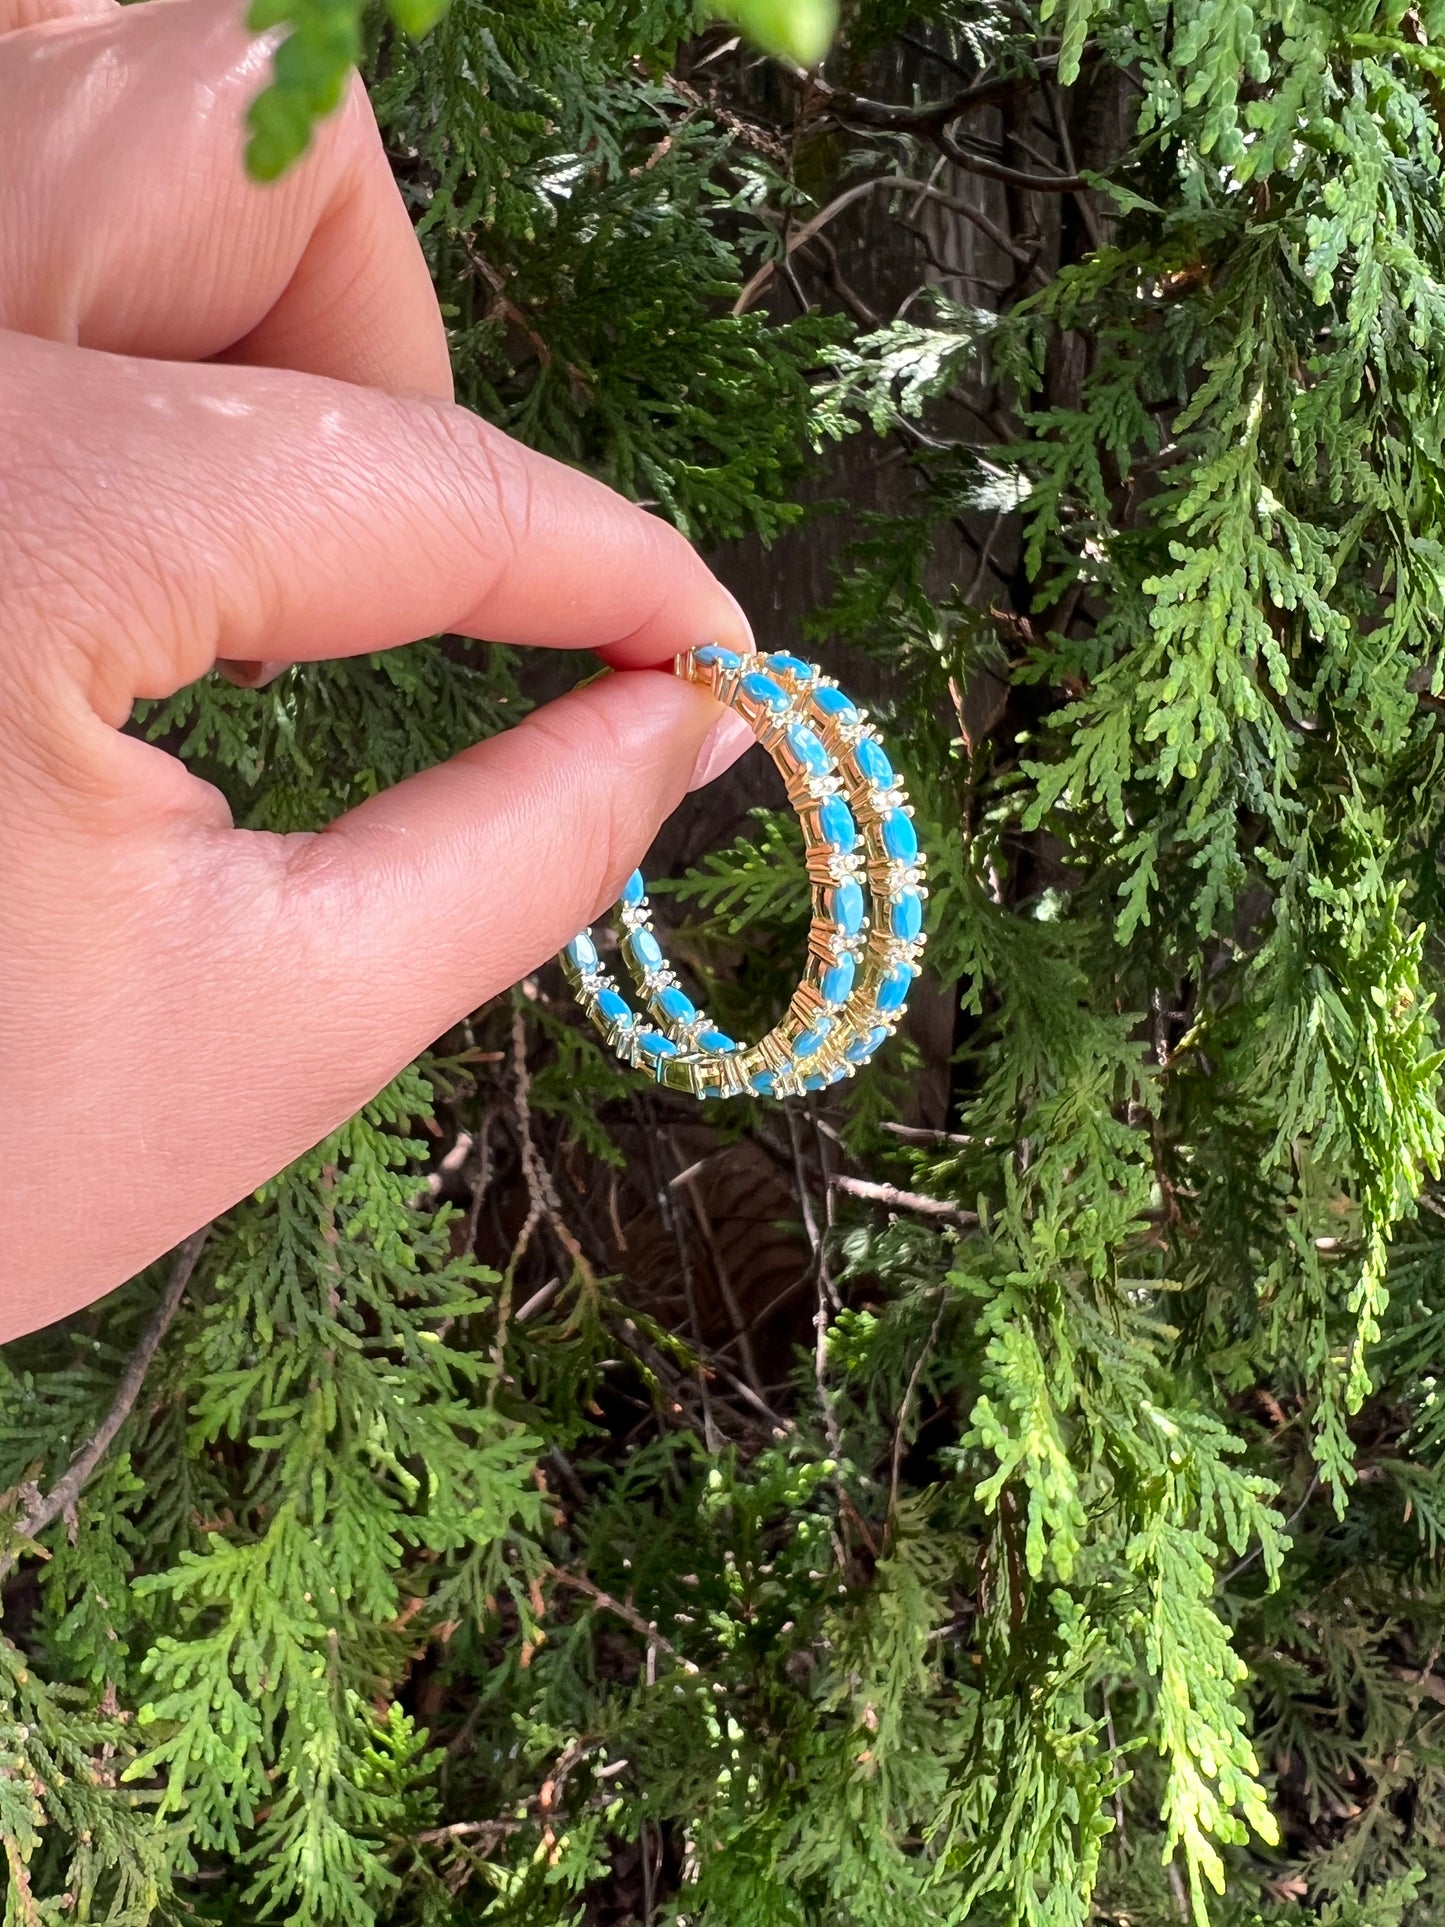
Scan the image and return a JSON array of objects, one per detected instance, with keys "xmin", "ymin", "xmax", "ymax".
[
  {"xmin": 818, "ymin": 796, "xmax": 858, "ymax": 853},
  {"xmin": 636, "ymin": 1029, "xmax": 679, "ymax": 1059},
  {"xmin": 626, "ymin": 928, "xmax": 664, "ymax": 973},
  {"xmin": 855, "ymin": 737, "xmax": 894, "ymax": 790},
  {"xmin": 832, "ymin": 878, "xmax": 866, "ymax": 936},
  {"xmin": 785, "ymin": 724, "xmax": 830, "ymax": 777},
  {"xmin": 846, "ymin": 1025, "xmax": 889, "ymax": 1064},
  {"xmin": 875, "ymin": 964, "xmax": 912, "ymax": 1014},
  {"xmin": 812, "ymin": 685, "xmax": 859, "ymax": 725},
  {"xmin": 695, "ymin": 644, "xmax": 742, "ymax": 670},
  {"xmin": 620, "ymin": 870, "xmax": 646, "ymax": 907},
  {"xmin": 697, "ymin": 1028, "xmax": 739, "ymax": 1052},
  {"xmin": 802, "ymin": 1072, "xmax": 828, "ymax": 1092},
  {"xmin": 655, "ymin": 986, "xmax": 698, "ymax": 1024},
  {"xmin": 881, "ymin": 809, "xmax": 918, "ymax": 863},
  {"xmin": 739, "ymin": 671, "xmax": 789, "ymax": 712},
  {"xmin": 596, "ymin": 989, "xmax": 633, "ymax": 1027},
  {"xmin": 795, "ymin": 1018, "xmax": 834, "ymax": 1059},
  {"xmin": 751, "ymin": 1070, "xmax": 778, "ymax": 1097},
  {"xmin": 566, "ymin": 933, "xmax": 599, "ymax": 973},
  {"xmin": 820, "ymin": 954, "xmax": 856, "ymax": 1006},
  {"xmin": 768, "ymin": 653, "xmax": 816, "ymax": 683},
  {"xmin": 891, "ymin": 891, "xmax": 924, "ymax": 941}
]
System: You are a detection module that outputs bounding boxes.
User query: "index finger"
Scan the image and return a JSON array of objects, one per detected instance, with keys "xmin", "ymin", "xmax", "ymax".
[{"xmin": 1, "ymin": 333, "xmax": 752, "ymax": 748}]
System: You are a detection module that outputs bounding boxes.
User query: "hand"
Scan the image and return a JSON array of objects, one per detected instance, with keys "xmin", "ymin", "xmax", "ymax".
[{"xmin": 0, "ymin": 0, "xmax": 753, "ymax": 1338}]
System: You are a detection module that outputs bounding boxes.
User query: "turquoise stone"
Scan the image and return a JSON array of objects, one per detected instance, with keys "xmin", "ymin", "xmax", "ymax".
[
  {"xmin": 855, "ymin": 737, "xmax": 894, "ymax": 790},
  {"xmin": 566, "ymin": 933, "xmax": 599, "ymax": 973},
  {"xmin": 794, "ymin": 1018, "xmax": 834, "ymax": 1058},
  {"xmin": 881, "ymin": 809, "xmax": 918, "ymax": 863},
  {"xmin": 820, "ymin": 954, "xmax": 856, "ymax": 1006},
  {"xmin": 891, "ymin": 891, "xmax": 924, "ymax": 941},
  {"xmin": 696, "ymin": 644, "xmax": 742, "ymax": 670},
  {"xmin": 846, "ymin": 1025, "xmax": 889, "ymax": 1064},
  {"xmin": 812, "ymin": 684, "xmax": 859, "ymax": 726},
  {"xmin": 739, "ymin": 671, "xmax": 789, "ymax": 711},
  {"xmin": 656, "ymin": 985, "xmax": 699, "ymax": 1024},
  {"xmin": 802, "ymin": 1072, "xmax": 828, "ymax": 1092},
  {"xmin": 620, "ymin": 869, "xmax": 646, "ymax": 907},
  {"xmin": 785, "ymin": 723, "xmax": 830, "ymax": 777},
  {"xmin": 751, "ymin": 1069, "xmax": 778, "ymax": 1096},
  {"xmin": 626, "ymin": 928, "xmax": 664, "ymax": 973},
  {"xmin": 768, "ymin": 652, "xmax": 816, "ymax": 683},
  {"xmin": 596, "ymin": 989, "xmax": 633, "ymax": 1027},
  {"xmin": 818, "ymin": 795, "xmax": 858, "ymax": 853},
  {"xmin": 832, "ymin": 878, "xmax": 865, "ymax": 936},
  {"xmin": 637, "ymin": 1029, "xmax": 680, "ymax": 1059},
  {"xmin": 698, "ymin": 1028, "xmax": 739, "ymax": 1052},
  {"xmin": 875, "ymin": 964, "xmax": 912, "ymax": 1014}
]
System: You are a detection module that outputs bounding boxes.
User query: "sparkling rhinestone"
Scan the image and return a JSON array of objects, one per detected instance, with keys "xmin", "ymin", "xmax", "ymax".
[
  {"xmin": 881, "ymin": 809, "xmax": 918, "ymax": 863},
  {"xmin": 818, "ymin": 795, "xmax": 858, "ymax": 853},
  {"xmin": 785, "ymin": 723, "xmax": 830, "ymax": 777},
  {"xmin": 891, "ymin": 891, "xmax": 924, "ymax": 942},
  {"xmin": 820, "ymin": 954, "xmax": 856, "ymax": 1006}
]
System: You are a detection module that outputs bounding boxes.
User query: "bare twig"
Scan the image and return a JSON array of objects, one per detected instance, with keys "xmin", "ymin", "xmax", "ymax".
[
  {"xmin": 552, "ymin": 1569, "xmax": 700, "ymax": 1673},
  {"xmin": 883, "ymin": 1122, "xmax": 975, "ymax": 1147},
  {"xmin": 796, "ymin": 58, "xmax": 1067, "ymax": 134},
  {"xmin": 677, "ymin": 1165, "xmax": 762, "ymax": 1391},
  {"xmin": 2, "ymin": 1225, "xmax": 211, "ymax": 1579},
  {"xmin": 734, "ymin": 173, "xmax": 1034, "ymax": 314},
  {"xmin": 1042, "ymin": 78, "xmax": 1104, "ymax": 248},
  {"xmin": 1219, "ymin": 1469, "xmax": 1321, "ymax": 1588},
  {"xmin": 417, "ymin": 1818, "xmax": 523, "ymax": 1846},
  {"xmin": 889, "ymin": 1296, "xmax": 949, "ymax": 1520},
  {"xmin": 831, "ymin": 1175, "xmax": 978, "ymax": 1224},
  {"xmin": 938, "ymin": 127, "xmax": 1085, "ymax": 193},
  {"xmin": 787, "ymin": 1107, "xmax": 844, "ymax": 1460}
]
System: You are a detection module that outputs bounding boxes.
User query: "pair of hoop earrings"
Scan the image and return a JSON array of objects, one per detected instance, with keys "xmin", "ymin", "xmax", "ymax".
[{"xmin": 560, "ymin": 646, "xmax": 926, "ymax": 1101}]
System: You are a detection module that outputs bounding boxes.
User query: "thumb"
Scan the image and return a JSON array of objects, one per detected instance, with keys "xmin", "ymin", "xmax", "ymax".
[{"xmin": 2, "ymin": 670, "xmax": 728, "ymax": 1325}]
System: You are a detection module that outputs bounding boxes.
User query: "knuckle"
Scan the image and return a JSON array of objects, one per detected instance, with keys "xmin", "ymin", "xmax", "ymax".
[{"xmin": 415, "ymin": 402, "xmax": 537, "ymax": 578}]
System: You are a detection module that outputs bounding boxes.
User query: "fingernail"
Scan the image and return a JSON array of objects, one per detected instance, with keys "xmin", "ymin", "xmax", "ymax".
[
  {"xmin": 687, "ymin": 709, "xmax": 755, "ymax": 792},
  {"xmin": 715, "ymin": 585, "xmax": 755, "ymax": 654},
  {"xmin": 216, "ymin": 658, "xmax": 290, "ymax": 689}
]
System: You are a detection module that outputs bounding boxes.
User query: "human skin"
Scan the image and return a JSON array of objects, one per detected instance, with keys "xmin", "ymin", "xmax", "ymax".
[{"xmin": 0, "ymin": 0, "xmax": 755, "ymax": 1339}]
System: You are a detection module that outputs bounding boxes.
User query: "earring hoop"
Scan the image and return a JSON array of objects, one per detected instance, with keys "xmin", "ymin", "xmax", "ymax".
[{"xmin": 560, "ymin": 646, "xmax": 926, "ymax": 1100}]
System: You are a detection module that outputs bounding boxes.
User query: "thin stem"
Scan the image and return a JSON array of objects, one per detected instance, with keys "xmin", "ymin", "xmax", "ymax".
[{"xmin": 3, "ymin": 1224, "xmax": 211, "ymax": 1579}]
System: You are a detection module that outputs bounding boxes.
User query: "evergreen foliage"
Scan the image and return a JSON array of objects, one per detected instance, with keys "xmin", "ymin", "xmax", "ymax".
[{"xmin": 11, "ymin": 1, "xmax": 1445, "ymax": 1923}]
